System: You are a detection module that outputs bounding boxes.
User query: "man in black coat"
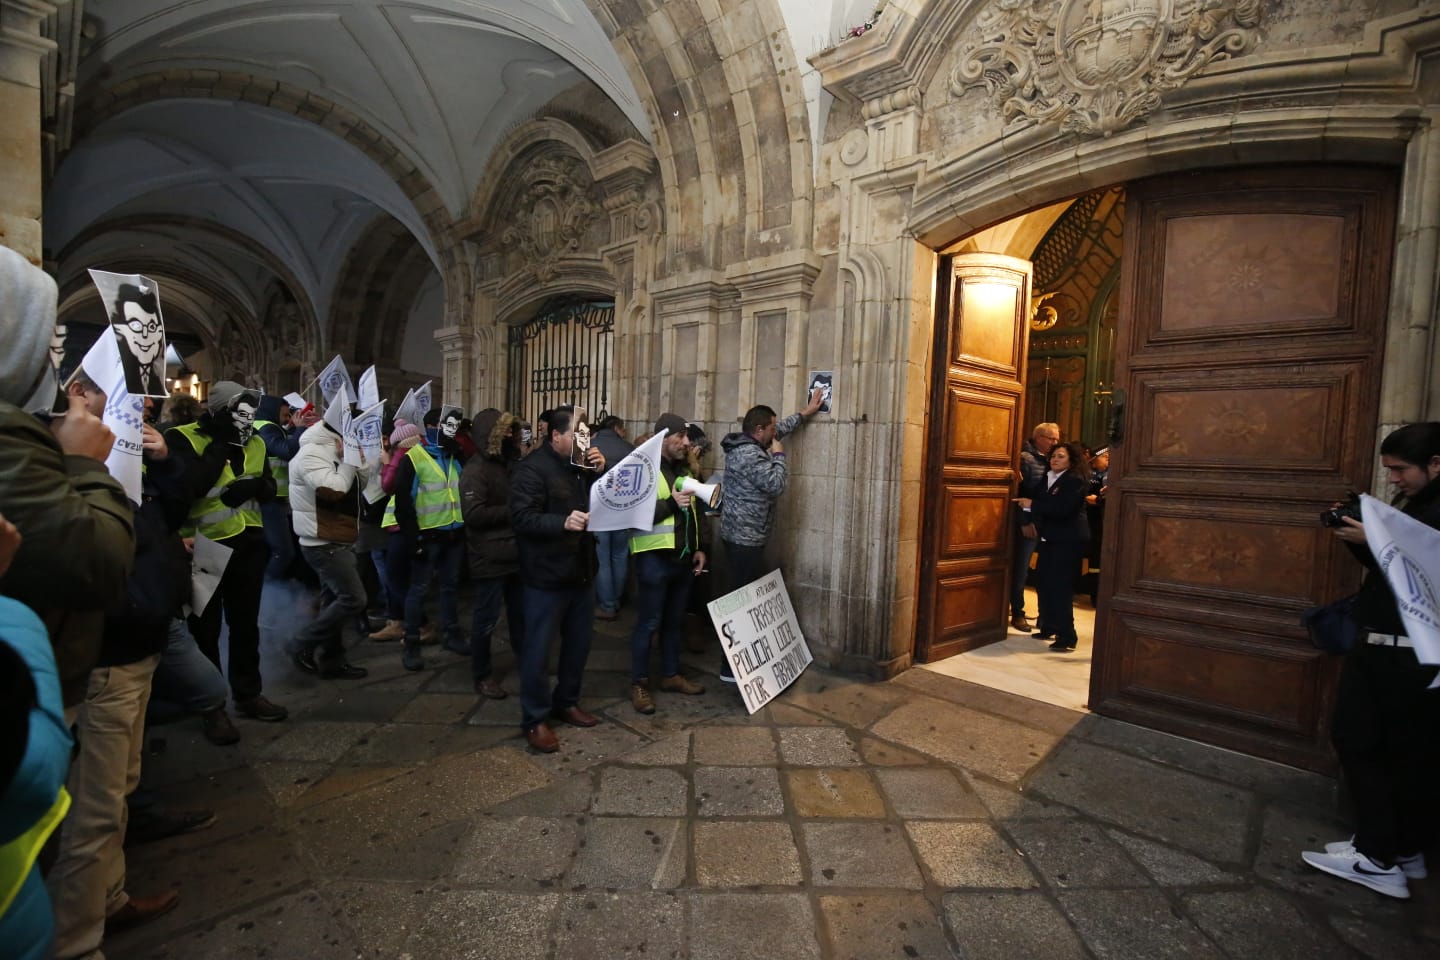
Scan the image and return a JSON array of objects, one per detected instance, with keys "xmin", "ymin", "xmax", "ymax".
[{"xmin": 508, "ymin": 409, "xmax": 606, "ymax": 752}]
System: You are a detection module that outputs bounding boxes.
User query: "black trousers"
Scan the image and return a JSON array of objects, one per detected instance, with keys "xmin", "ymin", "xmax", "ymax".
[
  {"xmin": 189, "ymin": 532, "xmax": 269, "ymax": 700},
  {"xmin": 1331, "ymin": 642, "xmax": 1440, "ymax": 864},
  {"xmin": 1034, "ymin": 539, "xmax": 1086, "ymax": 644}
]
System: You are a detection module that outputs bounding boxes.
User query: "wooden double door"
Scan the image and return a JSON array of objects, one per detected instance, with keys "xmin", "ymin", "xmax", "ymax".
[{"xmin": 919, "ymin": 165, "xmax": 1397, "ymax": 771}]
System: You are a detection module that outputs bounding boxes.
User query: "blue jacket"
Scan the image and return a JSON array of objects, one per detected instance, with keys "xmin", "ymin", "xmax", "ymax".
[{"xmin": 0, "ymin": 597, "xmax": 73, "ymax": 960}]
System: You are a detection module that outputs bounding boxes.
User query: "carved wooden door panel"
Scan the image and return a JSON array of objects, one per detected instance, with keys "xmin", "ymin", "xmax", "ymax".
[
  {"xmin": 1091, "ymin": 166, "xmax": 1396, "ymax": 771},
  {"xmin": 917, "ymin": 254, "xmax": 1032, "ymax": 662}
]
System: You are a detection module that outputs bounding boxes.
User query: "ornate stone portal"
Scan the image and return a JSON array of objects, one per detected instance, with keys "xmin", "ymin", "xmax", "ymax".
[{"xmin": 952, "ymin": 0, "xmax": 1262, "ymax": 136}]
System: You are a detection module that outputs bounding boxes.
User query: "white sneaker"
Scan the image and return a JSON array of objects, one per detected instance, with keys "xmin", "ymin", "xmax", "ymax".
[
  {"xmin": 1321, "ymin": 837, "xmax": 1427, "ymax": 879},
  {"xmin": 1301, "ymin": 847, "xmax": 1410, "ymax": 898}
]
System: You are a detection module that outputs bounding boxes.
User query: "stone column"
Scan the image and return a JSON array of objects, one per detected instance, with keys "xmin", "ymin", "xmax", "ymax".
[{"xmin": 0, "ymin": 0, "xmax": 56, "ymax": 262}]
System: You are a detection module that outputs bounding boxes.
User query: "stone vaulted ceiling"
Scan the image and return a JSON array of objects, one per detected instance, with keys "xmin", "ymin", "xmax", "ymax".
[{"xmin": 46, "ymin": 0, "xmax": 654, "ymax": 359}]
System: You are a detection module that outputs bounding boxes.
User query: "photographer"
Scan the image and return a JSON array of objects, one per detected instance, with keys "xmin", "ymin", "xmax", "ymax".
[{"xmin": 1300, "ymin": 422, "xmax": 1440, "ymax": 899}]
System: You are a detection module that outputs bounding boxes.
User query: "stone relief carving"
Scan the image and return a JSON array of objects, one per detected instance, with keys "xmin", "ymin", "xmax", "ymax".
[
  {"xmin": 500, "ymin": 155, "xmax": 602, "ymax": 281},
  {"xmin": 951, "ymin": 0, "xmax": 1262, "ymax": 137}
]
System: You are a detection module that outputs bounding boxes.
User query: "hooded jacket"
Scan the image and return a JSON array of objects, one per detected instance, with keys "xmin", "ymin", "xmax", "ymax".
[
  {"xmin": 459, "ymin": 409, "xmax": 521, "ymax": 579},
  {"xmin": 289, "ymin": 422, "xmax": 377, "ymax": 546},
  {"xmin": 717, "ymin": 411, "xmax": 802, "ymax": 548},
  {"xmin": 0, "ymin": 246, "xmax": 135, "ymax": 706}
]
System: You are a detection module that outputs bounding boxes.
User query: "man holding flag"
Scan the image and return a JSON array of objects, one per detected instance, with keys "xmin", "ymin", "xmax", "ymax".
[{"xmin": 624, "ymin": 413, "xmax": 708, "ymax": 715}]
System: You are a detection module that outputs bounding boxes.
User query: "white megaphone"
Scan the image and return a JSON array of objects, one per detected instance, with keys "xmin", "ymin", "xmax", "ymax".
[{"xmin": 678, "ymin": 476, "xmax": 722, "ymax": 509}]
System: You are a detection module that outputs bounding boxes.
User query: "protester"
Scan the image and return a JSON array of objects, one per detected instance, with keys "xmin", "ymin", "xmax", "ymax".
[
  {"xmin": 0, "ymin": 244, "xmax": 134, "ymax": 708},
  {"xmin": 459, "ymin": 409, "xmax": 526, "ymax": 699},
  {"xmin": 715, "ymin": 386, "xmax": 823, "ymax": 680},
  {"xmin": 626, "ymin": 413, "xmax": 707, "ymax": 714},
  {"xmin": 0, "ymin": 511, "xmax": 73, "ymax": 960},
  {"xmin": 374, "ymin": 419, "xmax": 423, "ymax": 644},
  {"xmin": 383, "ymin": 409, "xmax": 467, "ymax": 669},
  {"xmin": 254, "ymin": 395, "xmax": 311, "ymax": 579},
  {"xmin": 509, "ymin": 409, "xmax": 606, "ymax": 752},
  {"xmin": 47, "ymin": 379, "xmax": 191, "ymax": 957},
  {"xmin": 166, "ymin": 382, "xmax": 287, "ymax": 721},
  {"xmin": 288, "ymin": 416, "xmax": 379, "ymax": 679},
  {"xmin": 591, "ymin": 415, "xmax": 634, "ymax": 620},
  {"xmin": 1011, "ymin": 422, "xmax": 1061, "ymax": 632}
]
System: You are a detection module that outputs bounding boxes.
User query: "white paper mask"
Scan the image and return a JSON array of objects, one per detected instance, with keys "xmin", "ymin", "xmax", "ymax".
[{"xmin": 441, "ymin": 415, "xmax": 461, "ymax": 438}]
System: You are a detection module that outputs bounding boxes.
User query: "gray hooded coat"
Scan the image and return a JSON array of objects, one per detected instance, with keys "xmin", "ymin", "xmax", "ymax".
[{"xmin": 0, "ymin": 245, "xmax": 135, "ymax": 706}]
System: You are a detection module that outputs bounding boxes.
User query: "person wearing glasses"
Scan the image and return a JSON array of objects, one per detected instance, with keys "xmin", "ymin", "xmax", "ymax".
[{"xmin": 1011, "ymin": 423, "xmax": 1062, "ymax": 632}]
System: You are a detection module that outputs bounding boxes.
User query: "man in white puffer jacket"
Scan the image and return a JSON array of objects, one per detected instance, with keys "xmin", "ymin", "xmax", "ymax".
[{"xmin": 289, "ymin": 419, "xmax": 382, "ymax": 678}]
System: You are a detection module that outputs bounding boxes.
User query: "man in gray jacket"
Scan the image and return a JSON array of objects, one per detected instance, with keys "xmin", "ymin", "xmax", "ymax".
[{"xmin": 716, "ymin": 387, "xmax": 823, "ymax": 682}]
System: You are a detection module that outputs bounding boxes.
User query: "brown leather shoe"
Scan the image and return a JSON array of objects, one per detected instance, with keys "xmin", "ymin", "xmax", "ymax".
[
  {"xmin": 659, "ymin": 673, "xmax": 704, "ymax": 695},
  {"xmin": 474, "ymin": 678, "xmax": 507, "ymax": 700},
  {"xmin": 106, "ymin": 890, "xmax": 179, "ymax": 934},
  {"xmin": 552, "ymin": 705, "xmax": 599, "ymax": 727},
  {"xmin": 1009, "ymin": 614, "xmax": 1032, "ymax": 631},
  {"xmin": 630, "ymin": 682, "xmax": 655, "ymax": 715},
  {"xmin": 525, "ymin": 723, "xmax": 559, "ymax": 753},
  {"xmin": 594, "ymin": 609, "xmax": 618, "ymax": 621}
]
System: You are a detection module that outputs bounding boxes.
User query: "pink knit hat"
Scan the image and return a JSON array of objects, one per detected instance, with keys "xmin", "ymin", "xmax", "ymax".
[{"xmin": 390, "ymin": 418, "xmax": 423, "ymax": 449}]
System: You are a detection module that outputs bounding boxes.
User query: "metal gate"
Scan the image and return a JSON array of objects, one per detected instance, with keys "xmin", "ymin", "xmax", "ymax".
[{"xmin": 506, "ymin": 298, "xmax": 616, "ymax": 425}]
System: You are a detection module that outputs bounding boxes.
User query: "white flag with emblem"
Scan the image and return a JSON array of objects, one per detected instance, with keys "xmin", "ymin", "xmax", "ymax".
[
  {"xmin": 344, "ymin": 400, "xmax": 385, "ymax": 468},
  {"xmin": 587, "ymin": 430, "xmax": 667, "ymax": 533},
  {"xmin": 317, "ymin": 355, "xmax": 353, "ymax": 408},
  {"xmin": 75, "ymin": 329, "xmax": 146, "ymax": 504},
  {"xmin": 357, "ymin": 365, "xmax": 380, "ymax": 409},
  {"xmin": 1360, "ymin": 493, "xmax": 1440, "ymax": 682}
]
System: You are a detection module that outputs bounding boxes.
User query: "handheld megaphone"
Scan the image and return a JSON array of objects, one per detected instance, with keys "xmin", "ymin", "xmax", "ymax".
[{"xmin": 678, "ymin": 476, "xmax": 722, "ymax": 509}]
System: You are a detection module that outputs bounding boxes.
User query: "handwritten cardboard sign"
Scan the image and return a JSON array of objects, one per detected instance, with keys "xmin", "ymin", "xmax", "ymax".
[{"xmin": 706, "ymin": 570, "xmax": 811, "ymax": 713}]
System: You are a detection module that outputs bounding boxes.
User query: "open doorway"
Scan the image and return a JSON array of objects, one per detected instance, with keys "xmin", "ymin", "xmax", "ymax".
[{"xmin": 918, "ymin": 188, "xmax": 1125, "ymax": 712}]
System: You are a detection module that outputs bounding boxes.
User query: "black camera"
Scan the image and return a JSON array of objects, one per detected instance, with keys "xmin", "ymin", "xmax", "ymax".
[{"xmin": 1320, "ymin": 492, "xmax": 1362, "ymax": 528}]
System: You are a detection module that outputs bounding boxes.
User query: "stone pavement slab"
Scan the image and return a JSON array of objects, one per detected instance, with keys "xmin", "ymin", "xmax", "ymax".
[
  {"xmin": 818, "ymin": 893, "xmax": 953, "ymax": 959},
  {"xmin": 1057, "ymin": 889, "xmax": 1225, "ymax": 959},
  {"xmin": 875, "ymin": 766, "xmax": 988, "ymax": 819},
  {"xmin": 1006, "ymin": 819, "xmax": 1152, "ymax": 889},
  {"xmin": 870, "ymin": 700, "xmax": 1063, "ymax": 784},
  {"xmin": 1183, "ymin": 887, "xmax": 1356, "ymax": 959},
  {"xmin": 906, "ymin": 821, "xmax": 1038, "ymax": 888},
  {"xmin": 454, "ymin": 814, "xmax": 582, "ymax": 887},
  {"xmin": 593, "ymin": 766, "xmax": 689, "ymax": 815},
  {"xmin": 694, "ymin": 820, "xmax": 803, "ymax": 886},
  {"xmin": 689, "ymin": 893, "xmax": 822, "ymax": 960},
  {"xmin": 1026, "ymin": 738, "xmax": 1253, "ymax": 862},
  {"xmin": 942, "ymin": 891, "xmax": 1089, "ymax": 960},
  {"xmin": 694, "ymin": 766, "xmax": 785, "ymax": 816},
  {"xmin": 800, "ymin": 822, "xmax": 925, "ymax": 889},
  {"xmin": 786, "ymin": 768, "xmax": 886, "ymax": 818},
  {"xmin": 693, "ymin": 725, "xmax": 778, "ymax": 765},
  {"xmin": 406, "ymin": 889, "xmax": 557, "ymax": 960},
  {"xmin": 552, "ymin": 891, "xmax": 684, "ymax": 960},
  {"xmin": 570, "ymin": 816, "xmax": 688, "ymax": 889}
]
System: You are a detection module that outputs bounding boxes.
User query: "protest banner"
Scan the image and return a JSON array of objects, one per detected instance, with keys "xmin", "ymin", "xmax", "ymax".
[
  {"xmin": 706, "ymin": 570, "xmax": 812, "ymax": 713},
  {"xmin": 1361, "ymin": 493, "xmax": 1440, "ymax": 684},
  {"xmin": 74, "ymin": 328, "xmax": 145, "ymax": 504}
]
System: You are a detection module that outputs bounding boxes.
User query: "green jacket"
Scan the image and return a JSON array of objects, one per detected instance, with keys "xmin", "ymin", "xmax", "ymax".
[{"xmin": 0, "ymin": 401, "xmax": 135, "ymax": 706}]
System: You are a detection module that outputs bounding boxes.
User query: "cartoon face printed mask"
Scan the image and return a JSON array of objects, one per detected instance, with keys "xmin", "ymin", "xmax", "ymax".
[
  {"xmin": 119, "ymin": 299, "xmax": 163, "ymax": 368},
  {"xmin": 441, "ymin": 415, "xmax": 461, "ymax": 439},
  {"xmin": 232, "ymin": 401, "xmax": 257, "ymax": 445}
]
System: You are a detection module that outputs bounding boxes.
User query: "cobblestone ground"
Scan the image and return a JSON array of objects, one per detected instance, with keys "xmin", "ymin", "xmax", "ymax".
[{"xmin": 108, "ymin": 581, "xmax": 1438, "ymax": 958}]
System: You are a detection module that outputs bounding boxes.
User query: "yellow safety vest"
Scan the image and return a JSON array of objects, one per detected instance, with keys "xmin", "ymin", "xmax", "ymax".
[
  {"xmin": 173, "ymin": 424, "xmax": 267, "ymax": 541},
  {"xmin": 253, "ymin": 420, "xmax": 289, "ymax": 498},
  {"xmin": 630, "ymin": 471, "xmax": 696, "ymax": 556},
  {"xmin": 386, "ymin": 445, "xmax": 461, "ymax": 531},
  {"xmin": 0, "ymin": 787, "xmax": 69, "ymax": 915}
]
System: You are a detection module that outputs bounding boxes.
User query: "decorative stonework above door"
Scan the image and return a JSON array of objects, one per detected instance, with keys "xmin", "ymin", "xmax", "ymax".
[
  {"xmin": 951, "ymin": 0, "xmax": 1261, "ymax": 137},
  {"xmin": 501, "ymin": 155, "xmax": 602, "ymax": 281}
]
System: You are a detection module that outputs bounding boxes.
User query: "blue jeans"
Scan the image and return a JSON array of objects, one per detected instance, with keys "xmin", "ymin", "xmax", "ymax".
[
  {"xmin": 148, "ymin": 618, "xmax": 230, "ymax": 721},
  {"xmin": 519, "ymin": 583, "xmax": 594, "ymax": 729},
  {"xmin": 404, "ymin": 533, "xmax": 464, "ymax": 640},
  {"xmin": 630, "ymin": 552, "xmax": 694, "ymax": 683},
  {"xmin": 470, "ymin": 573, "xmax": 525, "ymax": 681},
  {"xmin": 383, "ymin": 532, "xmax": 414, "ymax": 621},
  {"xmin": 261, "ymin": 499, "xmax": 295, "ymax": 579},
  {"xmin": 298, "ymin": 543, "xmax": 367, "ymax": 666},
  {"xmin": 594, "ymin": 529, "xmax": 632, "ymax": 613},
  {"xmin": 1010, "ymin": 531, "xmax": 1038, "ymax": 618}
]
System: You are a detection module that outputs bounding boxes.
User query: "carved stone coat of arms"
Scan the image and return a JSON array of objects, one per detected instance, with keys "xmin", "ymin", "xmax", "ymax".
[{"xmin": 952, "ymin": 0, "xmax": 1261, "ymax": 137}]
